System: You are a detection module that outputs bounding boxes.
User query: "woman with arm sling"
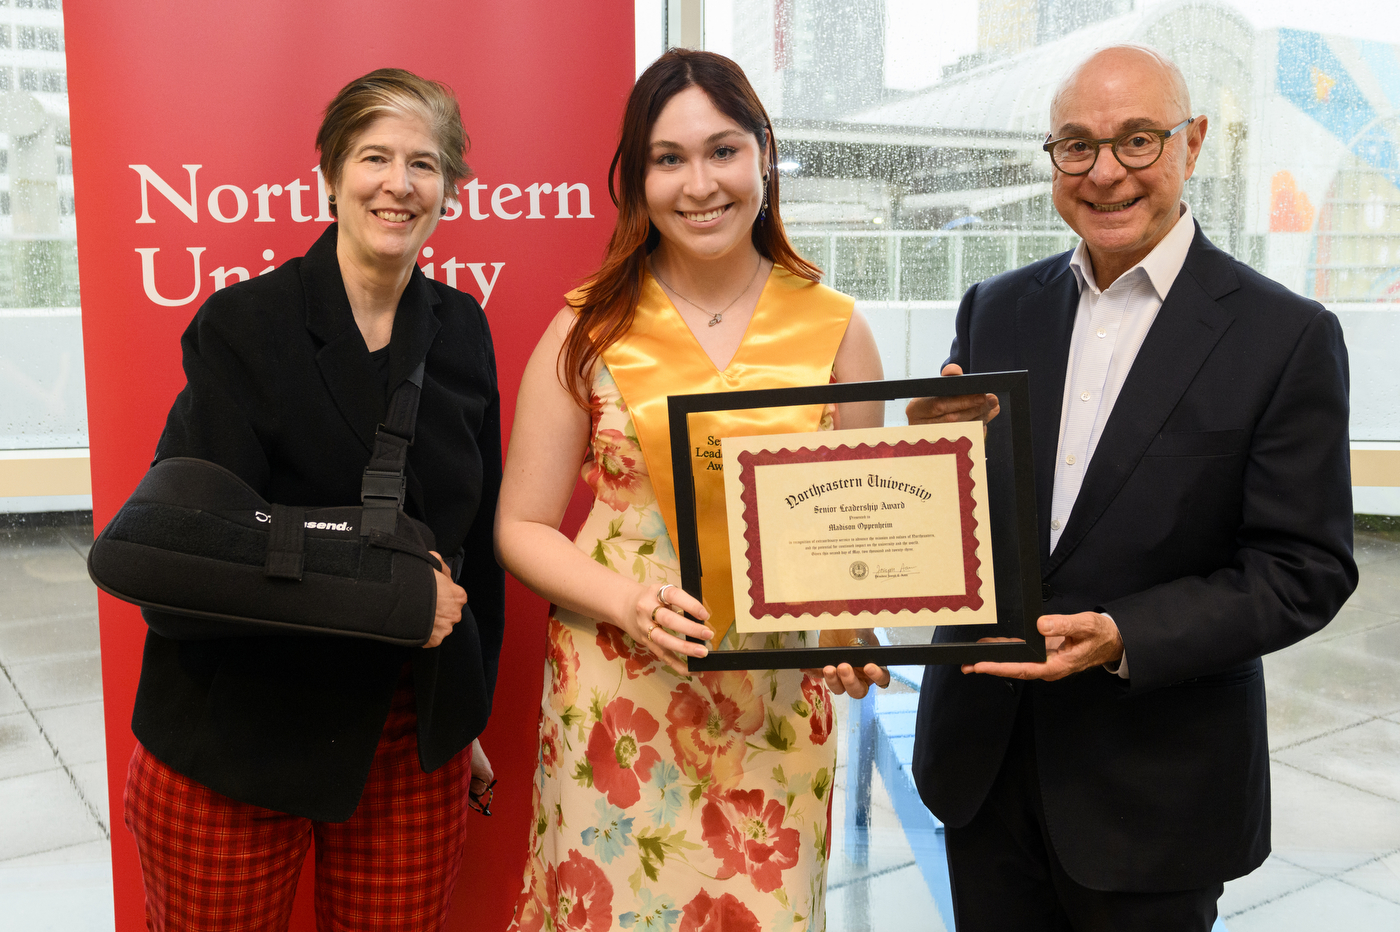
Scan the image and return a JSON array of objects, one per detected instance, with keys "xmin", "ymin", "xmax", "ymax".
[{"xmin": 123, "ymin": 69, "xmax": 503, "ymax": 931}]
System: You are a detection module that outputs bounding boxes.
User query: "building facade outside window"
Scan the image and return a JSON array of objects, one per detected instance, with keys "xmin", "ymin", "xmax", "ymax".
[
  {"xmin": 634, "ymin": 2, "xmax": 1400, "ymax": 929},
  {"xmin": 679, "ymin": 0, "xmax": 1400, "ymax": 518},
  {"xmin": 1, "ymin": 3, "xmax": 1398, "ymax": 929},
  {"xmin": 0, "ymin": 0, "xmax": 83, "ymax": 516}
]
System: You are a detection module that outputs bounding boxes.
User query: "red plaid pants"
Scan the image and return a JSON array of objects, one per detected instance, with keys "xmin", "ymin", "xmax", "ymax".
[{"xmin": 124, "ymin": 678, "xmax": 470, "ymax": 932}]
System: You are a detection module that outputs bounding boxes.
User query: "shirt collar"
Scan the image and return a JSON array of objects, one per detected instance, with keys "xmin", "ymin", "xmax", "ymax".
[{"xmin": 1069, "ymin": 201, "xmax": 1195, "ymax": 300}]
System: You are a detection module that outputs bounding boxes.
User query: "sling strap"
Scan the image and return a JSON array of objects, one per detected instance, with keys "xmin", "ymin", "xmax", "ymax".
[
  {"xmin": 259, "ymin": 362, "xmax": 427, "ymax": 577},
  {"xmin": 360, "ymin": 361, "xmax": 426, "ymax": 537},
  {"xmin": 264, "ymin": 503, "xmax": 308, "ymax": 579}
]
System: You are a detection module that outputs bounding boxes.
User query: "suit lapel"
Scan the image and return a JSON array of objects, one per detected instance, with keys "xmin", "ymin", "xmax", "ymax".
[
  {"xmin": 387, "ymin": 267, "xmax": 442, "ymax": 394},
  {"xmin": 314, "ymin": 331, "xmax": 384, "ymax": 455},
  {"xmin": 1015, "ymin": 257, "xmax": 1078, "ymax": 569},
  {"xmin": 1044, "ymin": 231, "xmax": 1239, "ymax": 576},
  {"xmin": 301, "ymin": 226, "xmax": 381, "ymax": 453},
  {"xmin": 300, "ymin": 225, "xmax": 443, "ymax": 455}
]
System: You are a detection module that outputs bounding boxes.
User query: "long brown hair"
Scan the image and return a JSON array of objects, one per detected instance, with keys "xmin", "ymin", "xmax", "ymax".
[{"xmin": 561, "ymin": 49, "xmax": 821, "ymax": 405}]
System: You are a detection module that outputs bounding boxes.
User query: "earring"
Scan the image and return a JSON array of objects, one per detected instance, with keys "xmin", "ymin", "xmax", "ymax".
[
  {"xmin": 440, "ymin": 206, "xmax": 447, "ymax": 216},
  {"xmin": 327, "ymin": 194, "xmax": 336, "ymax": 204}
]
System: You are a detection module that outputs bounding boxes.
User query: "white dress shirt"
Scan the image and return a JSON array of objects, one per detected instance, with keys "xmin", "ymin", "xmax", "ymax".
[{"xmin": 1050, "ymin": 202, "xmax": 1196, "ymax": 678}]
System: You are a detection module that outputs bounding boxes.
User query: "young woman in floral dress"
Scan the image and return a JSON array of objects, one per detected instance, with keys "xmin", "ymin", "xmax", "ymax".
[{"xmin": 496, "ymin": 50, "xmax": 890, "ymax": 932}]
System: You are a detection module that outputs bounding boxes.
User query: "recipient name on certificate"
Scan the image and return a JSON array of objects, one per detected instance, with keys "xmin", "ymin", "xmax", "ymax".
[{"xmin": 721, "ymin": 423, "xmax": 998, "ymax": 632}]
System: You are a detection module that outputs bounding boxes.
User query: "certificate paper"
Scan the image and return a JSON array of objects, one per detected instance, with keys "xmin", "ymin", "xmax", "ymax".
[{"xmin": 721, "ymin": 423, "xmax": 997, "ymax": 632}]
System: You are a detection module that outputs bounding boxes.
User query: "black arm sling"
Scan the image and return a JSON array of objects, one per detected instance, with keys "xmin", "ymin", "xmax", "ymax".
[{"xmin": 87, "ymin": 362, "xmax": 447, "ymax": 646}]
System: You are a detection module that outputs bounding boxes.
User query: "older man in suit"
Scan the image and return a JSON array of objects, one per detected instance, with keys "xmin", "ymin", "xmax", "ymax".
[{"xmin": 907, "ymin": 45, "xmax": 1357, "ymax": 930}]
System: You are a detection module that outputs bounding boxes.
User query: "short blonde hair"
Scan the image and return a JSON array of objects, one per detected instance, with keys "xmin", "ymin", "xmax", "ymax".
[{"xmin": 316, "ymin": 68, "xmax": 470, "ymax": 215}]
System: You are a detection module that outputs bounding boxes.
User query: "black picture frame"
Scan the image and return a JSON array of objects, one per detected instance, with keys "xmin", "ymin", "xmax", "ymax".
[{"xmin": 667, "ymin": 371, "xmax": 1045, "ymax": 671}]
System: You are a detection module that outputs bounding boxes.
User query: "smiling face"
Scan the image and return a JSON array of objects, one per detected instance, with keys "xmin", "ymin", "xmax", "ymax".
[
  {"xmin": 328, "ymin": 112, "xmax": 447, "ymax": 277},
  {"xmin": 1050, "ymin": 48, "xmax": 1206, "ymax": 285},
  {"xmin": 645, "ymin": 85, "xmax": 768, "ymax": 264}
]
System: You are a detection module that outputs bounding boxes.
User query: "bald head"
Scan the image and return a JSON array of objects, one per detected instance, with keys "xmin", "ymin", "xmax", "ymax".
[
  {"xmin": 1050, "ymin": 44, "xmax": 1191, "ymax": 130},
  {"xmin": 1045, "ymin": 41, "xmax": 1206, "ymax": 288}
]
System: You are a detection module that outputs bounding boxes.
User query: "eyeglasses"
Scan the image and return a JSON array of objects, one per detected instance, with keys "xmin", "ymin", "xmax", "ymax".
[
  {"xmin": 468, "ymin": 778, "xmax": 496, "ymax": 816},
  {"xmin": 1043, "ymin": 118, "xmax": 1194, "ymax": 175}
]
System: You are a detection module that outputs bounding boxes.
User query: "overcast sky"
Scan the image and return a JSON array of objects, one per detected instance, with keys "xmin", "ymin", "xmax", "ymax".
[{"xmin": 885, "ymin": 0, "xmax": 1400, "ymax": 90}]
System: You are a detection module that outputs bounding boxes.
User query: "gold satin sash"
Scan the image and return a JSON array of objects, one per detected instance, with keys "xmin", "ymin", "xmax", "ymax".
[{"xmin": 598, "ymin": 266, "xmax": 853, "ymax": 642}]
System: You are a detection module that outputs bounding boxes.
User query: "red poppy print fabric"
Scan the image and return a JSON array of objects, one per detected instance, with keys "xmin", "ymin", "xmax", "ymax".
[
  {"xmin": 800, "ymin": 677, "xmax": 833, "ymax": 746},
  {"xmin": 702, "ymin": 788, "xmax": 803, "ymax": 893},
  {"xmin": 550, "ymin": 850, "xmax": 616, "ymax": 932},
  {"xmin": 666, "ymin": 672, "xmax": 764, "ymax": 790},
  {"xmin": 506, "ymin": 366, "xmax": 839, "ymax": 932},
  {"xmin": 587, "ymin": 698, "xmax": 662, "ymax": 808},
  {"xmin": 680, "ymin": 890, "xmax": 763, "ymax": 932},
  {"xmin": 596, "ymin": 623, "xmax": 658, "ymax": 680}
]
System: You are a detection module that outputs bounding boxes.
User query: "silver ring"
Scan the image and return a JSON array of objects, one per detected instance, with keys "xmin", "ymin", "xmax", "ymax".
[{"xmin": 657, "ymin": 584, "xmax": 676, "ymax": 606}]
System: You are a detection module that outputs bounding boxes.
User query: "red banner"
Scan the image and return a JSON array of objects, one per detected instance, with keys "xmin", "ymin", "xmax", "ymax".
[{"xmin": 63, "ymin": 2, "xmax": 631, "ymax": 928}]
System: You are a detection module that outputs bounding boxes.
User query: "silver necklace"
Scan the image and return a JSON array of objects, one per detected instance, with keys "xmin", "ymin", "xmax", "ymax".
[{"xmin": 653, "ymin": 255, "xmax": 765, "ymax": 327}]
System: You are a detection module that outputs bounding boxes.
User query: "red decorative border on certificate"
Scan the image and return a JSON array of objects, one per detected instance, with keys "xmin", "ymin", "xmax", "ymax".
[{"xmin": 736, "ymin": 437, "xmax": 983, "ymax": 620}]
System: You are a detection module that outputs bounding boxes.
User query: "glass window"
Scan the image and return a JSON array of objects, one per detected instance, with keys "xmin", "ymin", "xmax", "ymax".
[
  {"xmin": 689, "ymin": 2, "xmax": 1400, "ymax": 929},
  {"xmin": 17, "ymin": 26, "xmax": 63, "ymax": 52},
  {"xmin": 3, "ymin": 4, "xmax": 1398, "ymax": 930},
  {"xmin": 0, "ymin": 0, "xmax": 86, "ymax": 522},
  {"xmin": 0, "ymin": 7, "xmax": 106, "ymax": 928}
]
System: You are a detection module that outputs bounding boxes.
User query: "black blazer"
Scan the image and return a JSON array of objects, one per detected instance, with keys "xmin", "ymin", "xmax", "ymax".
[
  {"xmin": 131, "ymin": 224, "xmax": 505, "ymax": 822},
  {"xmin": 911, "ymin": 226, "xmax": 1357, "ymax": 891}
]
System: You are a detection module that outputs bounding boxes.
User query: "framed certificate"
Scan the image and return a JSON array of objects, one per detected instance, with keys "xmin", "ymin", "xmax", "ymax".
[
  {"xmin": 722, "ymin": 422, "xmax": 998, "ymax": 632},
  {"xmin": 667, "ymin": 371, "xmax": 1045, "ymax": 671}
]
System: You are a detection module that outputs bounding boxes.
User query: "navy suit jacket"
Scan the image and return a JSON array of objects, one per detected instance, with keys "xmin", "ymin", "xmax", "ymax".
[{"xmin": 911, "ymin": 226, "xmax": 1357, "ymax": 891}]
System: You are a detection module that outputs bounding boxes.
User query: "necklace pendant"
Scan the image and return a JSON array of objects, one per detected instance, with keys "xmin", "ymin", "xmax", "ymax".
[{"xmin": 708, "ymin": 313, "xmax": 723, "ymax": 327}]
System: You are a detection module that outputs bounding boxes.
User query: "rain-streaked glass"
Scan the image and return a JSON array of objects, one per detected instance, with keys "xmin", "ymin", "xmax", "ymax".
[
  {"xmin": 668, "ymin": 2, "xmax": 1400, "ymax": 930},
  {"xmin": 696, "ymin": 0, "xmax": 1400, "ymax": 452},
  {"xmin": 0, "ymin": 1, "xmax": 1395, "ymax": 926},
  {"xmin": 0, "ymin": 0, "xmax": 83, "ymax": 458}
]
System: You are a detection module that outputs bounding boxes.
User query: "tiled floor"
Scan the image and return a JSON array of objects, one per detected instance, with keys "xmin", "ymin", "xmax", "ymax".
[
  {"xmin": 825, "ymin": 529, "xmax": 1400, "ymax": 931},
  {"xmin": 0, "ymin": 518, "xmax": 113, "ymax": 930},
  {"xmin": 828, "ymin": 682, "xmax": 948, "ymax": 932},
  {"xmin": 1216, "ymin": 531, "xmax": 1400, "ymax": 929},
  {"xmin": 2, "ymin": 520, "xmax": 1399, "ymax": 930}
]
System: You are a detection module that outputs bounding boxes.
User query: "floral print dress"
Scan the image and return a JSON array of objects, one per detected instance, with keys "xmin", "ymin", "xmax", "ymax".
[{"xmin": 508, "ymin": 365, "xmax": 837, "ymax": 932}]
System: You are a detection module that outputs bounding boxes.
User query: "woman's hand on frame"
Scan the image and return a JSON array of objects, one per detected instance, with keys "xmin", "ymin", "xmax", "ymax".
[
  {"xmin": 623, "ymin": 583, "xmax": 714, "ymax": 676},
  {"xmin": 425, "ymin": 550, "xmax": 468, "ymax": 648}
]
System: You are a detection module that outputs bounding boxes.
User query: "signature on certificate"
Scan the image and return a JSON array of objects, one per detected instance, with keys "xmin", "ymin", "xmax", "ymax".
[{"xmin": 873, "ymin": 563, "xmax": 920, "ymax": 579}]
